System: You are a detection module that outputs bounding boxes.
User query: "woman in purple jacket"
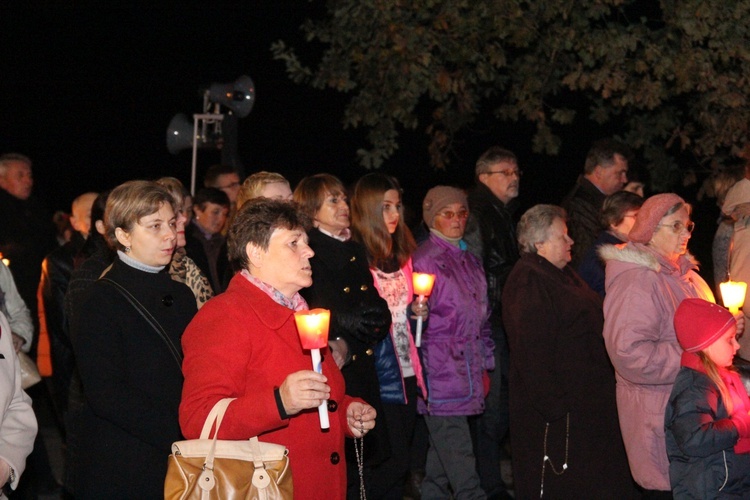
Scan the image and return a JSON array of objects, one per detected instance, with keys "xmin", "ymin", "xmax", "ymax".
[{"xmin": 413, "ymin": 186, "xmax": 494, "ymax": 499}]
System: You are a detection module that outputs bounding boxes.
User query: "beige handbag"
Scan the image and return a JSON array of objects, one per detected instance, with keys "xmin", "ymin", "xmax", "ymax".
[{"xmin": 165, "ymin": 398, "xmax": 293, "ymax": 499}]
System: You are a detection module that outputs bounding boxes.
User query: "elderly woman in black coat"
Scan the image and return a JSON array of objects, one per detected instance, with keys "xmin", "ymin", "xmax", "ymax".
[
  {"xmin": 69, "ymin": 181, "xmax": 197, "ymax": 498},
  {"xmin": 294, "ymin": 173, "xmax": 392, "ymax": 498},
  {"xmin": 502, "ymin": 204, "xmax": 637, "ymax": 499}
]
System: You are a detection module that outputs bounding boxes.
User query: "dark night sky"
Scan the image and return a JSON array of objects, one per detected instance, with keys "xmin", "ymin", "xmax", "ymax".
[
  {"xmin": 1, "ymin": 4, "xmax": 606, "ymax": 215},
  {"xmin": 1, "ymin": 4, "xmax": 724, "ymax": 286}
]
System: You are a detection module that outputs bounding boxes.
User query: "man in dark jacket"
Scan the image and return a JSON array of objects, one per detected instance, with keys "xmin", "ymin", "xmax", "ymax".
[
  {"xmin": 464, "ymin": 146, "xmax": 521, "ymax": 499},
  {"xmin": 0, "ymin": 153, "xmax": 56, "ymax": 352},
  {"xmin": 38, "ymin": 191, "xmax": 97, "ymax": 420},
  {"xmin": 561, "ymin": 138, "xmax": 631, "ymax": 267}
]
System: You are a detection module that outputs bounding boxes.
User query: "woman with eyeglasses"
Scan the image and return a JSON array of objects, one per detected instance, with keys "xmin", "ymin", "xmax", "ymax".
[
  {"xmin": 599, "ymin": 193, "xmax": 730, "ymax": 497},
  {"xmin": 350, "ymin": 173, "xmax": 427, "ymax": 499},
  {"xmin": 412, "ymin": 186, "xmax": 494, "ymax": 499}
]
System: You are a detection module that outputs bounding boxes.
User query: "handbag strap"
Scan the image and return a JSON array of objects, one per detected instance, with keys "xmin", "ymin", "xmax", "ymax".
[
  {"xmin": 99, "ymin": 277, "xmax": 183, "ymax": 372},
  {"xmin": 200, "ymin": 397, "xmax": 235, "ymax": 439},
  {"xmin": 200, "ymin": 398, "xmax": 268, "ymax": 483}
]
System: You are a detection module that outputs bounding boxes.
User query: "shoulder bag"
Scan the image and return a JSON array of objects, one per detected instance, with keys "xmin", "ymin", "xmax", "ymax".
[
  {"xmin": 99, "ymin": 277, "xmax": 183, "ymax": 371},
  {"xmin": 164, "ymin": 398, "xmax": 293, "ymax": 500}
]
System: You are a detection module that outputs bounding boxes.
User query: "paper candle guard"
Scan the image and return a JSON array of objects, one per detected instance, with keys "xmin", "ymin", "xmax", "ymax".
[
  {"xmin": 412, "ymin": 273, "xmax": 436, "ymax": 347},
  {"xmin": 294, "ymin": 308, "xmax": 331, "ymax": 429},
  {"xmin": 720, "ymin": 280, "xmax": 747, "ymax": 314}
]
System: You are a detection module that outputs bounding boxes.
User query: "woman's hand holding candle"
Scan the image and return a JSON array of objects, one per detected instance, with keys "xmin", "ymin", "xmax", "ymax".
[
  {"xmin": 278, "ymin": 370, "xmax": 330, "ymax": 416},
  {"xmin": 294, "ymin": 309, "xmax": 332, "ymax": 429}
]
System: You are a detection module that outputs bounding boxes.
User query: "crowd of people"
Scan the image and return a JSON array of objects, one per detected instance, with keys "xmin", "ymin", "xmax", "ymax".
[{"xmin": 1, "ymin": 139, "xmax": 750, "ymax": 499}]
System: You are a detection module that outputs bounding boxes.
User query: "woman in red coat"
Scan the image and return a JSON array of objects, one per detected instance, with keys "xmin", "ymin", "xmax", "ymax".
[{"xmin": 179, "ymin": 198, "xmax": 376, "ymax": 499}]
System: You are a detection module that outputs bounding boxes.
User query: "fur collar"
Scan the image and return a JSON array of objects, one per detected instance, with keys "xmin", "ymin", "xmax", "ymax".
[{"xmin": 598, "ymin": 242, "xmax": 699, "ymax": 273}]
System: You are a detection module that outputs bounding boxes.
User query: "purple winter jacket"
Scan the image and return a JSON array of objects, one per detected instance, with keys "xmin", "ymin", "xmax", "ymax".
[{"xmin": 413, "ymin": 234, "xmax": 495, "ymax": 416}]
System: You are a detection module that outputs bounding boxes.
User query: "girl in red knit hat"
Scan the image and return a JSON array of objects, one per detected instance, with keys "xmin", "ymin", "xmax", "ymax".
[{"xmin": 665, "ymin": 298, "xmax": 750, "ymax": 497}]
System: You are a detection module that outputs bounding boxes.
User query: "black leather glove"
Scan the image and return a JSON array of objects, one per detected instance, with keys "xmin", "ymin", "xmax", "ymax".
[{"xmin": 333, "ymin": 303, "xmax": 391, "ymax": 345}]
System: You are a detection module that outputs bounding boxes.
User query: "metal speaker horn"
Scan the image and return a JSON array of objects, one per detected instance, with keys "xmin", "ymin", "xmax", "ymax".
[
  {"xmin": 166, "ymin": 113, "xmax": 194, "ymax": 154},
  {"xmin": 208, "ymin": 75, "xmax": 255, "ymax": 118}
]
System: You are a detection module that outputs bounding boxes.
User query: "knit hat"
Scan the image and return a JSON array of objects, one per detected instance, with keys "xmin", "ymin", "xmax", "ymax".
[
  {"xmin": 674, "ymin": 298, "xmax": 736, "ymax": 353},
  {"xmin": 628, "ymin": 193, "xmax": 685, "ymax": 243},
  {"xmin": 422, "ymin": 186, "xmax": 468, "ymax": 226}
]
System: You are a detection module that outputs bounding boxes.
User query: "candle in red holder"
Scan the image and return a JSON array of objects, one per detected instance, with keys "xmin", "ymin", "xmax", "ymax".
[
  {"xmin": 412, "ymin": 273, "xmax": 436, "ymax": 347},
  {"xmin": 294, "ymin": 308, "xmax": 331, "ymax": 429},
  {"xmin": 413, "ymin": 273, "xmax": 436, "ymax": 297},
  {"xmin": 294, "ymin": 308, "xmax": 330, "ymax": 349}
]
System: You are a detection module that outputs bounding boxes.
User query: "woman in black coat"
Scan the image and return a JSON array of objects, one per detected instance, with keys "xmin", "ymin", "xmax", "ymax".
[
  {"xmin": 502, "ymin": 205, "xmax": 637, "ymax": 499},
  {"xmin": 294, "ymin": 174, "xmax": 392, "ymax": 498},
  {"xmin": 69, "ymin": 181, "xmax": 197, "ymax": 499}
]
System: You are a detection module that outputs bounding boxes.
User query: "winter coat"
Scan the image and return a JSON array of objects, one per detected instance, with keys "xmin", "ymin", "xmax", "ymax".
[
  {"xmin": 412, "ymin": 235, "xmax": 494, "ymax": 417},
  {"xmin": 562, "ymin": 176, "xmax": 606, "ymax": 267},
  {"xmin": 464, "ymin": 183, "xmax": 519, "ymax": 330},
  {"xmin": 183, "ymin": 221, "xmax": 230, "ymax": 293},
  {"xmin": 300, "ymin": 228, "xmax": 390, "ymax": 465},
  {"xmin": 38, "ymin": 231, "xmax": 85, "ymax": 410},
  {"xmin": 179, "ymin": 273, "xmax": 359, "ymax": 500},
  {"xmin": 577, "ymin": 230, "xmax": 622, "ymax": 296},
  {"xmin": 0, "ymin": 261, "xmax": 32, "ymax": 351},
  {"xmin": 0, "ymin": 312, "xmax": 37, "ymax": 492},
  {"xmin": 370, "ymin": 259, "xmax": 427, "ymax": 404},
  {"xmin": 601, "ymin": 242, "xmax": 714, "ymax": 491},
  {"xmin": 665, "ymin": 352, "xmax": 750, "ymax": 499},
  {"xmin": 69, "ymin": 256, "xmax": 197, "ymax": 499},
  {"xmin": 502, "ymin": 253, "xmax": 637, "ymax": 499}
]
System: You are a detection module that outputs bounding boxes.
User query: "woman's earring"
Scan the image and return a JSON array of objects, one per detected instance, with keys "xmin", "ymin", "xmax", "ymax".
[{"xmin": 125, "ymin": 246, "xmax": 131, "ymax": 253}]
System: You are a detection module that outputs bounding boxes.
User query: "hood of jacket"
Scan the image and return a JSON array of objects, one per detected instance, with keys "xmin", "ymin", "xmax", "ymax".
[{"xmin": 598, "ymin": 241, "xmax": 700, "ymax": 282}]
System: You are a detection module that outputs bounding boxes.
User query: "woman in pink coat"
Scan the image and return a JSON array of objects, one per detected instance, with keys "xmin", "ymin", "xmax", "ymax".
[{"xmin": 601, "ymin": 193, "xmax": 723, "ymax": 496}]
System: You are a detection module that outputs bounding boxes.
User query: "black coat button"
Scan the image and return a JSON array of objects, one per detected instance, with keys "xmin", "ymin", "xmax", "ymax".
[
  {"xmin": 330, "ymin": 452, "xmax": 340, "ymax": 464},
  {"xmin": 327, "ymin": 400, "xmax": 338, "ymax": 412},
  {"xmin": 162, "ymin": 295, "xmax": 174, "ymax": 307}
]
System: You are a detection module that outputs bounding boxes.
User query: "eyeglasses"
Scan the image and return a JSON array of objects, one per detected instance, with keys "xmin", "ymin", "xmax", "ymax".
[
  {"xmin": 485, "ymin": 169, "xmax": 523, "ymax": 178},
  {"xmin": 657, "ymin": 221, "xmax": 695, "ymax": 234},
  {"xmin": 437, "ymin": 210, "xmax": 469, "ymax": 220}
]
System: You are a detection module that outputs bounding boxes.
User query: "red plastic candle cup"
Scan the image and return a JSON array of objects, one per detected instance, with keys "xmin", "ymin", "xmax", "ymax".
[
  {"xmin": 413, "ymin": 273, "xmax": 436, "ymax": 297},
  {"xmin": 294, "ymin": 309, "xmax": 330, "ymax": 349}
]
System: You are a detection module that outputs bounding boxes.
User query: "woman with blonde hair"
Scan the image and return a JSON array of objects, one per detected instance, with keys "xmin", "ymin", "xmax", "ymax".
[
  {"xmin": 350, "ymin": 172, "xmax": 427, "ymax": 498},
  {"xmin": 236, "ymin": 171, "xmax": 292, "ymax": 208}
]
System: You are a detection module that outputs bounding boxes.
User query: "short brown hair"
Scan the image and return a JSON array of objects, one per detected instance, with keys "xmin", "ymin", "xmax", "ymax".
[
  {"xmin": 204, "ymin": 164, "xmax": 239, "ymax": 187},
  {"xmin": 156, "ymin": 177, "xmax": 189, "ymax": 208},
  {"xmin": 104, "ymin": 180, "xmax": 176, "ymax": 251},
  {"xmin": 227, "ymin": 198, "xmax": 311, "ymax": 271},
  {"xmin": 293, "ymin": 173, "xmax": 346, "ymax": 220},
  {"xmin": 583, "ymin": 138, "xmax": 632, "ymax": 174},
  {"xmin": 600, "ymin": 191, "xmax": 644, "ymax": 229}
]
